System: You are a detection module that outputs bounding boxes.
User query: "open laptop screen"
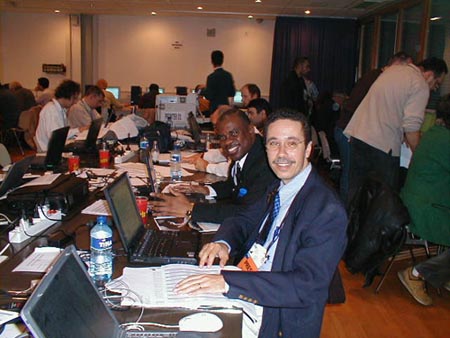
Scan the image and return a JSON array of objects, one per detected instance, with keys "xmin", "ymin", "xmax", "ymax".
[
  {"xmin": 21, "ymin": 246, "xmax": 119, "ymax": 338},
  {"xmin": 104, "ymin": 173, "xmax": 143, "ymax": 253},
  {"xmin": 0, "ymin": 155, "xmax": 33, "ymax": 197}
]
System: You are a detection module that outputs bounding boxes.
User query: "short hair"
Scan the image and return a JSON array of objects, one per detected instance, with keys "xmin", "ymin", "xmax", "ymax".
[
  {"xmin": 211, "ymin": 50, "xmax": 224, "ymax": 67},
  {"xmin": 216, "ymin": 107, "xmax": 251, "ymax": 126},
  {"xmin": 243, "ymin": 83, "xmax": 261, "ymax": 98},
  {"xmin": 149, "ymin": 83, "xmax": 159, "ymax": 92},
  {"xmin": 418, "ymin": 57, "xmax": 448, "ymax": 78},
  {"xmin": 387, "ymin": 51, "xmax": 412, "ymax": 66},
  {"xmin": 436, "ymin": 94, "xmax": 450, "ymax": 129},
  {"xmin": 54, "ymin": 80, "xmax": 81, "ymax": 99},
  {"xmin": 38, "ymin": 77, "xmax": 50, "ymax": 89},
  {"xmin": 293, "ymin": 56, "xmax": 309, "ymax": 69},
  {"xmin": 265, "ymin": 109, "xmax": 311, "ymax": 144},
  {"xmin": 85, "ymin": 85, "xmax": 104, "ymax": 98},
  {"xmin": 247, "ymin": 98, "xmax": 272, "ymax": 116}
]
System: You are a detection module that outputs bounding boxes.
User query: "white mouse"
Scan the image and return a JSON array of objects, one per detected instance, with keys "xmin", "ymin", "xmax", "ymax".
[{"xmin": 178, "ymin": 312, "xmax": 223, "ymax": 332}]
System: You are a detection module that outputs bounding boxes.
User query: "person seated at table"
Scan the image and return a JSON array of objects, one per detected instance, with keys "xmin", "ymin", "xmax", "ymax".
[
  {"xmin": 34, "ymin": 77, "xmax": 54, "ymax": 106},
  {"xmin": 247, "ymin": 98, "xmax": 272, "ymax": 135},
  {"xmin": 150, "ymin": 108, "xmax": 278, "ymax": 224},
  {"xmin": 138, "ymin": 83, "xmax": 159, "ymax": 109},
  {"xmin": 96, "ymin": 78, "xmax": 124, "ymax": 111},
  {"xmin": 397, "ymin": 93, "xmax": 450, "ymax": 305},
  {"xmin": 35, "ymin": 80, "xmax": 87, "ymax": 152},
  {"xmin": 241, "ymin": 83, "xmax": 261, "ymax": 107},
  {"xmin": 68, "ymin": 85, "xmax": 104, "ymax": 128},
  {"xmin": 175, "ymin": 109, "xmax": 347, "ymax": 338}
]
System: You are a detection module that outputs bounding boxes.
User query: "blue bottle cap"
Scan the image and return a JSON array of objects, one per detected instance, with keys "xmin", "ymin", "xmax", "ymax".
[{"xmin": 238, "ymin": 188, "xmax": 248, "ymax": 197}]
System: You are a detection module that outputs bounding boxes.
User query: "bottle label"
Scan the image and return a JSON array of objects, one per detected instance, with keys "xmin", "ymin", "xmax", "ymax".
[
  {"xmin": 91, "ymin": 236, "xmax": 112, "ymax": 250},
  {"xmin": 171, "ymin": 153, "xmax": 181, "ymax": 163},
  {"xmin": 140, "ymin": 139, "xmax": 149, "ymax": 149}
]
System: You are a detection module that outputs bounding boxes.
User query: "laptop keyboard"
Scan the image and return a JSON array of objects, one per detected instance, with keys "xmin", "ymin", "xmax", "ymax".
[
  {"xmin": 136, "ymin": 230, "xmax": 177, "ymax": 257},
  {"xmin": 125, "ymin": 331, "xmax": 177, "ymax": 337}
]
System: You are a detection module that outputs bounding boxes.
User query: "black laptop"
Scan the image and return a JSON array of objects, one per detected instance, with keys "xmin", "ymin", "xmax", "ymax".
[
  {"xmin": 64, "ymin": 117, "xmax": 103, "ymax": 153},
  {"xmin": 0, "ymin": 155, "xmax": 34, "ymax": 198},
  {"xmin": 186, "ymin": 112, "xmax": 206, "ymax": 152},
  {"xmin": 104, "ymin": 173, "xmax": 199, "ymax": 265},
  {"xmin": 20, "ymin": 245, "xmax": 177, "ymax": 338},
  {"xmin": 30, "ymin": 126, "xmax": 69, "ymax": 170}
]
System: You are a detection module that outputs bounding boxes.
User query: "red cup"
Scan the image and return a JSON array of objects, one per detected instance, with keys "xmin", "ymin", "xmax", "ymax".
[
  {"xmin": 136, "ymin": 196, "xmax": 148, "ymax": 224},
  {"xmin": 68, "ymin": 155, "xmax": 80, "ymax": 172},
  {"xmin": 99, "ymin": 149, "xmax": 110, "ymax": 168}
]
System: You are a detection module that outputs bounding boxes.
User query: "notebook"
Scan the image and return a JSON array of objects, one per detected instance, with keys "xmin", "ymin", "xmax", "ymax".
[
  {"xmin": 64, "ymin": 117, "xmax": 103, "ymax": 153},
  {"xmin": 103, "ymin": 172, "xmax": 200, "ymax": 265},
  {"xmin": 20, "ymin": 245, "xmax": 177, "ymax": 338},
  {"xmin": 0, "ymin": 155, "xmax": 34, "ymax": 198},
  {"xmin": 30, "ymin": 126, "xmax": 69, "ymax": 170}
]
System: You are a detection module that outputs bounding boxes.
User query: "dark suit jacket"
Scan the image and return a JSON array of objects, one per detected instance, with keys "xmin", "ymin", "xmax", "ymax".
[
  {"xmin": 216, "ymin": 168, "xmax": 348, "ymax": 338},
  {"xmin": 204, "ymin": 68, "xmax": 235, "ymax": 112},
  {"xmin": 192, "ymin": 135, "xmax": 277, "ymax": 223},
  {"xmin": 279, "ymin": 70, "xmax": 308, "ymax": 113}
]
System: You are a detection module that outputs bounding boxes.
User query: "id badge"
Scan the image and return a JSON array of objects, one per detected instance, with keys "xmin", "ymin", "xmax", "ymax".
[{"xmin": 237, "ymin": 243, "xmax": 267, "ymax": 272}]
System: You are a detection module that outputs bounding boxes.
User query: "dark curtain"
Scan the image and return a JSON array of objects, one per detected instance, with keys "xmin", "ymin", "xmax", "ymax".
[{"xmin": 270, "ymin": 17, "xmax": 359, "ymax": 110}]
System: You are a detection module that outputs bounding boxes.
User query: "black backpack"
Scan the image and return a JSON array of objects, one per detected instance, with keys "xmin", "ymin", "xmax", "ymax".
[{"xmin": 139, "ymin": 121, "xmax": 172, "ymax": 152}]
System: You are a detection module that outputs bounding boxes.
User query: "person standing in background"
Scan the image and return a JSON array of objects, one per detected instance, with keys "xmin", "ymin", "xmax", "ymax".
[{"xmin": 203, "ymin": 50, "xmax": 236, "ymax": 113}]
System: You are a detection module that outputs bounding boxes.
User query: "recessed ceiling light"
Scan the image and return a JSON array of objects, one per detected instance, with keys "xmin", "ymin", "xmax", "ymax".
[
  {"xmin": 305, "ymin": 10, "xmax": 311, "ymax": 15},
  {"xmin": 255, "ymin": 0, "xmax": 262, "ymax": 3},
  {"xmin": 54, "ymin": 9, "xmax": 60, "ymax": 13},
  {"xmin": 151, "ymin": 11, "xmax": 157, "ymax": 16},
  {"xmin": 430, "ymin": 16, "xmax": 442, "ymax": 21},
  {"xmin": 248, "ymin": 15, "xmax": 254, "ymax": 19},
  {"xmin": 197, "ymin": 6, "xmax": 203, "ymax": 10}
]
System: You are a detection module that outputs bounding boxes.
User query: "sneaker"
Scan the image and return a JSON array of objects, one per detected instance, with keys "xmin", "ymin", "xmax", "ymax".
[
  {"xmin": 398, "ymin": 267, "xmax": 433, "ymax": 306},
  {"xmin": 444, "ymin": 281, "xmax": 450, "ymax": 292}
]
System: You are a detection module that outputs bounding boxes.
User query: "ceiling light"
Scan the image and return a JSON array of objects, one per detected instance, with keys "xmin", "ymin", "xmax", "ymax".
[
  {"xmin": 255, "ymin": 0, "xmax": 262, "ymax": 3},
  {"xmin": 151, "ymin": 11, "xmax": 157, "ymax": 16},
  {"xmin": 305, "ymin": 10, "xmax": 311, "ymax": 15},
  {"xmin": 197, "ymin": 6, "xmax": 203, "ymax": 10},
  {"xmin": 248, "ymin": 15, "xmax": 254, "ymax": 19},
  {"xmin": 54, "ymin": 9, "xmax": 60, "ymax": 13},
  {"xmin": 430, "ymin": 16, "xmax": 442, "ymax": 21}
]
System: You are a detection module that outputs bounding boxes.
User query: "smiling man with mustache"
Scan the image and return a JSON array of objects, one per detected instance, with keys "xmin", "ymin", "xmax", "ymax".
[
  {"xmin": 175, "ymin": 110, "xmax": 348, "ymax": 338},
  {"xmin": 150, "ymin": 108, "xmax": 277, "ymax": 224}
]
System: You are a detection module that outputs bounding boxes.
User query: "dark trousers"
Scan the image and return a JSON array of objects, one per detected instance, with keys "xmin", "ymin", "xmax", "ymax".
[
  {"xmin": 334, "ymin": 127, "xmax": 351, "ymax": 204},
  {"xmin": 416, "ymin": 249, "xmax": 450, "ymax": 288},
  {"xmin": 347, "ymin": 137, "xmax": 399, "ymax": 206}
]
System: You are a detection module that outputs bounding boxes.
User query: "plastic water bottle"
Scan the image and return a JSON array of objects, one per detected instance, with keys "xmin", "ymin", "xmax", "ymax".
[
  {"xmin": 151, "ymin": 140, "xmax": 160, "ymax": 163},
  {"xmin": 170, "ymin": 141, "xmax": 182, "ymax": 181},
  {"xmin": 89, "ymin": 216, "xmax": 113, "ymax": 288},
  {"xmin": 139, "ymin": 135, "xmax": 149, "ymax": 163}
]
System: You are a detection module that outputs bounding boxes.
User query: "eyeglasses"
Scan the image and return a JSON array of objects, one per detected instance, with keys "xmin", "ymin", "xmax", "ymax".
[
  {"xmin": 266, "ymin": 139, "xmax": 305, "ymax": 151},
  {"xmin": 215, "ymin": 129, "xmax": 240, "ymax": 141}
]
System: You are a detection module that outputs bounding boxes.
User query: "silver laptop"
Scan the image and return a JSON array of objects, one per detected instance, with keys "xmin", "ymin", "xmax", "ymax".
[{"xmin": 20, "ymin": 245, "xmax": 177, "ymax": 338}]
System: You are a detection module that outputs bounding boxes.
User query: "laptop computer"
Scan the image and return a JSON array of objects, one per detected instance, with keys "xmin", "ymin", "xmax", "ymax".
[
  {"xmin": 30, "ymin": 126, "xmax": 69, "ymax": 170},
  {"xmin": 64, "ymin": 117, "xmax": 103, "ymax": 154},
  {"xmin": 186, "ymin": 112, "xmax": 206, "ymax": 152},
  {"xmin": 104, "ymin": 172, "xmax": 200, "ymax": 265},
  {"xmin": 0, "ymin": 155, "xmax": 34, "ymax": 198},
  {"xmin": 21, "ymin": 245, "xmax": 177, "ymax": 338}
]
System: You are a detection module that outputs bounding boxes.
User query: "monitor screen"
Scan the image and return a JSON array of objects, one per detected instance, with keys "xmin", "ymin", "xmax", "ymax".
[
  {"xmin": 234, "ymin": 90, "xmax": 242, "ymax": 104},
  {"xmin": 158, "ymin": 88, "xmax": 165, "ymax": 94},
  {"xmin": 106, "ymin": 86, "xmax": 120, "ymax": 99}
]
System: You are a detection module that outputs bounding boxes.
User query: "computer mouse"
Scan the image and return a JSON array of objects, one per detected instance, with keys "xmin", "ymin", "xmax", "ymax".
[{"xmin": 178, "ymin": 312, "xmax": 223, "ymax": 332}]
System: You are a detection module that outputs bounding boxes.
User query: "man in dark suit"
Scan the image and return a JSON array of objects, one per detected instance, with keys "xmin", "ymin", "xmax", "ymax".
[
  {"xmin": 176, "ymin": 110, "xmax": 348, "ymax": 338},
  {"xmin": 279, "ymin": 56, "xmax": 311, "ymax": 114},
  {"xmin": 150, "ymin": 108, "xmax": 277, "ymax": 224},
  {"xmin": 203, "ymin": 50, "xmax": 236, "ymax": 113}
]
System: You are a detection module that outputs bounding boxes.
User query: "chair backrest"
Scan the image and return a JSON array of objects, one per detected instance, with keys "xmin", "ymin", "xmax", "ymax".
[
  {"xmin": 311, "ymin": 126, "xmax": 319, "ymax": 148},
  {"xmin": 318, "ymin": 130, "xmax": 331, "ymax": 161},
  {"xmin": 0, "ymin": 143, "xmax": 11, "ymax": 167}
]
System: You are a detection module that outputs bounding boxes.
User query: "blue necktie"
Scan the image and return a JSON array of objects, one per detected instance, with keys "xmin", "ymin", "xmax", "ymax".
[{"xmin": 256, "ymin": 191, "xmax": 280, "ymax": 245}]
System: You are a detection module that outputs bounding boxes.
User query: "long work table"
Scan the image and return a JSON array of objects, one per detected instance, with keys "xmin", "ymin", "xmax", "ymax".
[{"xmin": 0, "ymin": 153, "xmax": 243, "ymax": 337}]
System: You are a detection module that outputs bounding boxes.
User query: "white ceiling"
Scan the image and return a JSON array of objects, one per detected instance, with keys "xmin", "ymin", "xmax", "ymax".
[{"xmin": 0, "ymin": 0, "xmax": 396, "ymax": 19}]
